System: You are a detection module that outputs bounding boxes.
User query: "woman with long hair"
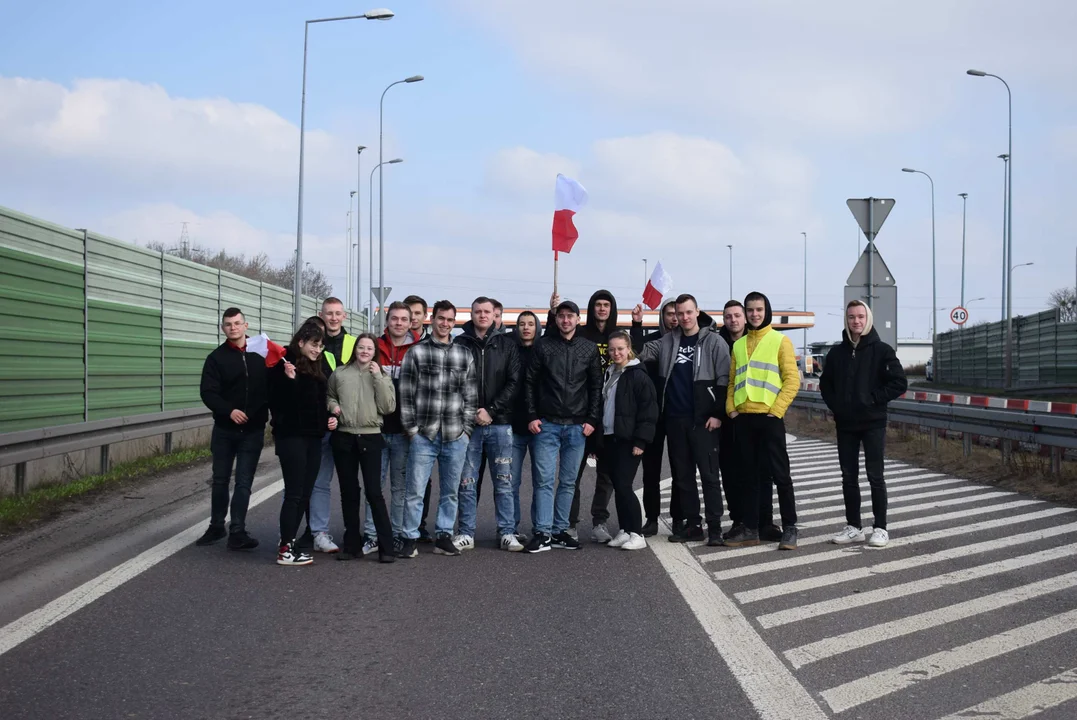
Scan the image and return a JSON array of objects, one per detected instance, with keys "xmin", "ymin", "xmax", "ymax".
[
  {"xmin": 601, "ymin": 330, "xmax": 658, "ymax": 551},
  {"xmin": 269, "ymin": 321, "xmax": 337, "ymax": 566},
  {"xmin": 326, "ymin": 333, "xmax": 397, "ymax": 562}
]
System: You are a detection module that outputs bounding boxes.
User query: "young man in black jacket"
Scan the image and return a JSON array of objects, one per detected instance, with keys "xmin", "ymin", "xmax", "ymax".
[
  {"xmin": 455, "ymin": 297, "xmax": 522, "ymax": 552},
  {"xmin": 525, "ymin": 299, "xmax": 603, "ymax": 552},
  {"xmin": 820, "ymin": 300, "xmax": 908, "ymax": 548},
  {"xmin": 196, "ymin": 307, "xmax": 268, "ymax": 550}
]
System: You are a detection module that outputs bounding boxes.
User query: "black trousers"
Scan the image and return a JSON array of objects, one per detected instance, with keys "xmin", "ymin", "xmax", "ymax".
[
  {"xmin": 209, "ymin": 425, "xmax": 264, "ymax": 534},
  {"xmin": 665, "ymin": 415, "xmax": 722, "ymax": 530},
  {"xmin": 276, "ymin": 435, "xmax": 322, "ymax": 545},
  {"xmin": 736, "ymin": 414, "xmax": 797, "ymax": 530},
  {"xmin": 331, "ymin": 432, "xmax": 394, "ymax": 553},
  {"xmin": 837, "ymin": 427, "xmax": 888, "ymax": 530},
  {"xmin": 570, "ymin": 433, "xmax": 614, "ymax": 527},
  {"xmin": 602, "ymin": 436, "xmax": 644, "ymax": 535},
  {"xmin": 641, "ymin": 420, "xmax": 672, "ymax": 523}
]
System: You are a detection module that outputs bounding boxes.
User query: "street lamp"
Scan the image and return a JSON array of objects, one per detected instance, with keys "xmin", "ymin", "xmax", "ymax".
[
  {"xmin": 370, "ymin": 158, "xmax": 404, "ymax": 330},
  {"xmin": 966, "ymin": 296, "xmax": 986, "ymax": 306},
  {"xmin": 379, "ymin": 75, "xmax": 424, "ymax": 331},
  {"xmin": 998, "ymin": 154, "xmax": 1009, "ymax": 322},
  {"xmin": 355, "ymin": 145, "xmax": 366, "ymax": 325},
  {"xmin": 293, "ymin": 9, "xmax": 394, "ymax": 327},
  {"xmin": 958, "ymin": 193, "xmax": 968, "ymax": 307},
  {"xmin": 902, "ymin": 168, "xmax": 937, "ymax": 349},
  {"xmin": 968, "ymin": 68, "xmax": 1014, "ymax": 385},
  {"xmin": 801, "ymin": 231, "xmax": 808, "ymax": 361},
  {"xmin": 1012, "ymin": 262, "xmax": 1033, "ymax": 272},
  {"xmin": 347, "ymin": 191, "xmax": 356, "ymax": 310},
  {"xmin": 727, "ymin": 244, "xmax": 733, "ymax": 300}
]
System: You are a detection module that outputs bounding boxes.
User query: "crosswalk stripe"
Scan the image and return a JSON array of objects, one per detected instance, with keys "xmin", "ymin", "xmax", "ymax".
[
  {"xmin": 737, "ymin": 515, "xmax": 1077, "ymax": 602},
  {"xmin": 792, "ymin": 469, "xmax": 939, "ymax": 489},
  {"xmin": 699, "ymin": 499, "xmax": 1047, "ymax": 564},
  {"xmin": 757, "ymin": 544, "xmax": 1077, "ymax": 629},
  {"xmin": 785, "ymin": 569, "xmax": 1077, "ymax": 669},
  {"xmin": 796, "ymin": 474, "xmax": 958, "ymax": 498},
  {"xmin": 934, "ymin": 666, "xmax": 1077, "ymax": 720},
  {"xmin": 818, "ymin": 607, "xmax": 1077, "ymax": 713},
  {"xmin": 793, "ymin": 466, "xmax": 908, "ymax": 481},
  {"xmin": 798, "ymin": 478, "xmax": 970, "ymax": 506},
  {"xmin": 796, "ymin": 488, "xmax": 1011, "ymax": 519}
]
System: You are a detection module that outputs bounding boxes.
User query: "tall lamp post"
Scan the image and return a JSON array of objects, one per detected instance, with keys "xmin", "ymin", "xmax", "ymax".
[
  {"xmin": 378, "ymin": 75, "xmax": 424, "ymax": 332},
  {"xmin": 998, "ymin": 153, "xmax": 1009, "ymax": 322},
  {"xmin": 369, "ymin": 158, "xmax": 404, "ymax": 330},
  {"xmin": 727, "ymin": 244, "xmax": 733, "ymax": 300},
  {"xmin": 958, "ymin": 193, "xmax": 968, "ymax": 307},
  {"xmin": 355, "ymin": 145, "xmax": 366, "ymax": 325},
  {"xmin": 292, "ymin": 8, "xmax": 394, "ymax": 328},
  {"xmin": 347, "ymin": 191, "xmax": 356, "ymax": 309},
  {"xmin": 902, "ymin": 168, "xmax": 937, "ymax": 350},
  {"xmin": 968, "ymin": 68, "xmax": 1014, "ymax": 385},
  {"xmin": 801, "ymin": 231, "xmax": 808, "ymax": 362}
]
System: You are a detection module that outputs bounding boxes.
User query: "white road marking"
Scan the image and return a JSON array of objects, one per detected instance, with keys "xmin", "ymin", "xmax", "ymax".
[
  {"xmin": 795, "ymin": 475, "xmax": 960, "ymax": 499},
  {"xmin": 0, "ymin": 479, "xmax": 284, "ymax": 658},
  {"xmin": 934, "ymin": 666, "xmax": 1077, "ymax": 720},
  {"xmin": 819, "ymin": 607, "xmax": 1077, "ymax": 713},
  {"xmin": 797, "ymin": 478, "xmax": 968, "ymax": 505}
]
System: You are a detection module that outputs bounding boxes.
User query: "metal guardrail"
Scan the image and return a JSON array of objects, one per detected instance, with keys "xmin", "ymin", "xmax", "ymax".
[
  {"xmin": 0, "ymin": 408, "xmax": 214, "ymax": 494},
  {"xmin": 794, "ymin": 391, "xmax": 1077, "ymax": 473}
]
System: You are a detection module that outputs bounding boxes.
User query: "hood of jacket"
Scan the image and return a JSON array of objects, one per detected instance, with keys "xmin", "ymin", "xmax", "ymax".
[
  {"xmin": 658, "ymin": 297, "xmax": 677, "ymax": 335},
  {"xmin": 746, "ymin": 292, "xmax": 773, "ymax": 331},
  {"xmin": 842, "ymin": 325, "xmax": 880, "ymax": 349},
  {"xmin": 844, "ymin": 302, "xmax": 875, "ymax": 347},
  {"xmin": 585, "ymin": 289, "xmax": 619, "ymax": 339}
]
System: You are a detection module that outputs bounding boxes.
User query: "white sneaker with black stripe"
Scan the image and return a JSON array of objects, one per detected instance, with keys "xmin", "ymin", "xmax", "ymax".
[{"xmin": 277, "ymin": 541, "xmax": 313, "ymax": 566}]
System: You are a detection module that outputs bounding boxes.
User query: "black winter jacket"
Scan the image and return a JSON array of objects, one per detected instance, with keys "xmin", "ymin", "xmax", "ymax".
[
  {"xmin": 268, "ymin": 349, "xmax": 329, "ymax": 438},
  {"xmin": 602, "ymin": 363, "xmax": 659, "ymax": 451},
  {"xmin": 200, "ymin": 339, "xmax": 269, "ymax": 431},
  {"xmin": 545, "ymin": 290, "xmax": 622, "ymax": 369},
  {"xmin": 820, "ymin": 328, "xmax": 908, "ymax": 431},
  {"xmin": 526, "ymin": 333, "xmax": 603, "ymax": 427},
  {"xmin": 512, "ymin": 341, "xmax": 539, "ymax": 435},
  {"xmin": 456, "ymin": 325, "xmax": 521, "ymax": 426}
]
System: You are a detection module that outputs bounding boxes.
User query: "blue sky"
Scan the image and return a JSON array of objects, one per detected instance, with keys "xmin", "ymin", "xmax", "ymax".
[{"xmin": 2, "ymin": 0, "xmax": 1075, "ymax": 344}]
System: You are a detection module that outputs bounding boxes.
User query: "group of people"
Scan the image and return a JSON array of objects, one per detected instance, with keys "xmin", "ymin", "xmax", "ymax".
[{"xmin": 196, "ymin": 286, "xmax": 908, "ymax": 567}]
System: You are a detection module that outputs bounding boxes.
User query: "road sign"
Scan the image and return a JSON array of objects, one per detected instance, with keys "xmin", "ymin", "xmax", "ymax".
[
  {"xmin": 846, "ymin": 246, "xmax": 896, "ymax": 287},
  {"xmin": 370, "ymin": 286, "xmax": 393, "ymax": 305},
  {"xmin": 951, "ymin": 306, "xmax": 969, "ymax": 325},
  {"xmin": 847, "ymin": 198, "xmax": 895, "ymax": 240}
]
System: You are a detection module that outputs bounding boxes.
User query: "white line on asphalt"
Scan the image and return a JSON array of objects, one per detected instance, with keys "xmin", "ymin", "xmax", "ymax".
[
  {"xmin": 792, "ymin": 465, "xmax": 909, "ymax": 481},
  {"xmin": 792, "ymin": 469, "xmax": 939, "ymax": 489},
  {"xmin": 0, "ymin": 479, "xmax": 284, "ymax": 659},
  {"xmin": 819, "ymin": 607, "xmax": 1077, "ymax": 713},
  {"xmin": 641, "ymin": 482, "xmax": 829, "ymax": 720},
  {"xmin": 757, "ymin": 544, "xmax": 1077, "ymax": 628},
  {"xmin": 934, "ymin": 666, "xmax": 1077, "ymax": 720},
  {"xmin": 732, "ymin": 510, "xmax": 1077, "ymax": 597},
  {"xmin": 795, "ymin": 488, "xmax": 1011, "ymax": 520},
  {"xmin": 796, "ymin": 474, "xmax": 958, "ymax": 498},
  {"xmin": 797, "ymin": 478, "xmax": 967, "ymax": 505},
  {"xmin": 785, "ymin": 569, "xmax": 1077, "ymax": 669}
]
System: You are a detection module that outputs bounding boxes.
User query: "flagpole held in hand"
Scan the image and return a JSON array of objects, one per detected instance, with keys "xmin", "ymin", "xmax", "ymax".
[
  {"xmin": 553, "ymin": 250, "xmax": 559, "ymax": 296},
  {"xmin": 550, "ymin": 174, "xmax": 587, "ymax": 300}
]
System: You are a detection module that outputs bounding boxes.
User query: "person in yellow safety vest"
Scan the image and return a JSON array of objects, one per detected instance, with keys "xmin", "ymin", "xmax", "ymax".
[{"xmin": 725, "ymin": 291, "xmax": 801, "ymax": 551}]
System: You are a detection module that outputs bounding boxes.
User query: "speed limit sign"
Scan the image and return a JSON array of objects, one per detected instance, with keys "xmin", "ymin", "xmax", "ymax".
[{"xmin": 951, "ymin": 306, "xmax": 969, "ymax": 325}]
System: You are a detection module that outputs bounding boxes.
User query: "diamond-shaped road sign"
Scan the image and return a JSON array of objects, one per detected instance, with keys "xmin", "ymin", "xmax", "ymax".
[{"xmin": 847, "ymin": 198, "xmax": 895, "ymax": 240}]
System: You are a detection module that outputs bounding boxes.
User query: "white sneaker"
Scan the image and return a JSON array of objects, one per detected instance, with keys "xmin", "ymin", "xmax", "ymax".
[
  {"xmin": 500, "ymin": 534, "xmax": 524, "ymax": 552},
  {"xmin": 831, "ymin": 525, "xmax": 866, "ymax": 545},
  {"xmin": 313, "ymin": 532, "xmax": 339, "ymax": 553},
  {"xmin": 608, "ymin": 530, "xmax": 631, "ymax": 548},
  {"xmin": 566, "ymin": 527, "xmax": 578, "ymax": 540},
  {"xmin": 621, "ymin": 533, "xmax": 647, "ymax": 551},
  {"xmin": 592, "ymin": 523, "xmax": 613, "ymax": 543},
  {"xmin": 361, "ymin": 536, "xmax": 379, "ymax": 556},
  {"xmin": 452, "ymin": 534, "xmax": 475, "ymax": 551},
  {"xmin": 867, "ymin": 528, "xmax": 890, "ymax": 548}
]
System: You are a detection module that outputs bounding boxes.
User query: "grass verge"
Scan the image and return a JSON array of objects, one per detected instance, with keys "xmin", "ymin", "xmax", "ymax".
[
  {"xmin": 785, "ymin": 410, "xmax": 1077, "ymax": 507},
  {"xmin": 0, "ymin": 446, "xmax": 211, "ymax": 533}
]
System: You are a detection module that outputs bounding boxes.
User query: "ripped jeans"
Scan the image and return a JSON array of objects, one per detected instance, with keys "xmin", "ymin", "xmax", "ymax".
[{"xmin": 456, "ymin": 424, "xmax": 515, "ymax": 538}]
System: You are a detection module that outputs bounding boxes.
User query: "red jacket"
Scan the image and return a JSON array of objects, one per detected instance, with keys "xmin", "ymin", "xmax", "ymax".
[{"xmin": 377, "ymin": 330, "xmax": 421, "ymax": 434}]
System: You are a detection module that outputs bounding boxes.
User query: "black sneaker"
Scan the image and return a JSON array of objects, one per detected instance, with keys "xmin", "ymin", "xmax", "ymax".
[
  {"xmin": 722, "ymin": 522, "xmax": 744, "ymax": 541},
  {"xmin": 551, "ymin": 531, "xmax": 581, "ymax": 550},
  {"xmin": 295, "ymin": 529, "xmax": 315, "ymax": 552},
  {"xmin": 641, "ymin": 519, "xmax": 659, "ymax": 537},
  {"xmin": 276, "ymin": 541, "xmax": 313, "ymax": 566},
  {"xmin": 195, "ymin": 525, "xmax": 227, "ymax": 546},
  {"xmin": 397, "ymin": 538, "xmax": 418, "ymax": 559},
  {"xmin": 669, "ymin": 524, "xmax": 705, "ymax": 543},
  {"xmin": 778, "ymin": 525, "xmax": 798, "ymax": 551},
  {"xmin": 417, "ymin": 527, "xmax": 434, "ymax": 544},
  {"xmin": 525, "ymin": 532, "xmax": 552, "ymax": 553},
  {"xmin": 724, "ymin": 526, "xmax": 761, "ymax": 548},
  {"xmin": 336, "ymin": 550, "xmax": 359, "ymax": 561},
  {"xmin": 707, "ymin": 531, "xmax": 725, "ymax": 547},
  {"xmin": 227, "ymin": 531, "xmax": 259, "ymax": 550},
  {"xmin": 378, "ymin": 550, "xmax": 397, "ymax": 564},
  {"xmin": 760, "ymin": 525, "xmax": 784, "ymax": 542},
  {"xmin": 671, "ymin": 519, "xmax": 686, "ymax": 537},
  {"xmin": 392, "ymin": 536, "xmax": 405, "ymax": 555},
  {"xmin": 433, "ymin": 533, "xmax": 461, "ymax": 556}
]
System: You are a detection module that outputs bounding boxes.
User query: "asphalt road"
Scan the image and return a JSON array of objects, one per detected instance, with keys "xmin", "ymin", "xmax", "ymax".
[{"xmin": 3, "ymin": 434, "xmax": 1077, "ymax": 719}]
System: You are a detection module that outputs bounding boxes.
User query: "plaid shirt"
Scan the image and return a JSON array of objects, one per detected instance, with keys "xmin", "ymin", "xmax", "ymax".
[{"xmin": 399, "ymin": 335, "xmax": 477, "ymax": 442}]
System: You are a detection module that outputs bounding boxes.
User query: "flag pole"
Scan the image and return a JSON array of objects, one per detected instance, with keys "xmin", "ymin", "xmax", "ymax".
[{"xmin": 553, "ymin": 250, "xmax": 559, "ymax": 296}]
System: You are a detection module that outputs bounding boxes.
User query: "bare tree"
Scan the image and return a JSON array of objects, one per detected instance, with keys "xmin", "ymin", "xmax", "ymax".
[
  {"xmin": 146, "ymin": 240, "xmax": 334, "ymax": 299},
  {"xmin": 1048, "ymin": 287, "xmax": 1076, "ymax": 323}
]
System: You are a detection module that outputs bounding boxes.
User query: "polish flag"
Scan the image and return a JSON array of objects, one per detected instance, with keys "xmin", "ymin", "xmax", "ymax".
[
  {"xmin": 247, "ymin": 333, "xmax": 287, "ymax": 367},
  {"xmin": 552, "ymin": 174, "xmax": 589, "ymax": 253},
  {"xmin": 642, "ymin": 261, "xmax": 673, "ymax": 310}
]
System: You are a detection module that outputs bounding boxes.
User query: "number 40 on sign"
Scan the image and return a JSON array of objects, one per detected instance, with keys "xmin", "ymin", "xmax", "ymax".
[{"xmin": 951, "ymin": 306, "xmax": 969, "ymax": 325}]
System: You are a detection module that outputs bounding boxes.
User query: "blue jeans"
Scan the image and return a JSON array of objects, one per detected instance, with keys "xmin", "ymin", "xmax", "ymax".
[
  {"xmin": 530, "ymin": 421, "xmax": 587, "ymax": 535},
  {"xmin": 457, "ymin": 424, "xmax": 515, "ymax": 537},
  {"xmin": 510, "ymin": 433, "xmax": 537, "ymax": 532},
  {"xmin": 209, "ymin": 425, "xmax": 265, "ymax": 533},
  {"xmin": 367, "ymin": 432, "xmax": 409, "ymax": 538},
  {"xmin": 307, "ymin": 431, "xmax": 335, "ymax": 534},
  {"xmin": 402, "ymin": 432, "xmax": 469, "ymax": 539}
]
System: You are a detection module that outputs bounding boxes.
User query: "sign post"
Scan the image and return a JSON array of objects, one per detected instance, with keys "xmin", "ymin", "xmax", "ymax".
[
  {"xmin": 950, "ymin": 306, "xmax": 969, "ymax": 326},
  {"xmin": 370, "ymin": 285, "xmax": 393, "ymax": 333},
  {"xmin": 846, "ymin": 198, "xmax": 898, "ymax": 350}
]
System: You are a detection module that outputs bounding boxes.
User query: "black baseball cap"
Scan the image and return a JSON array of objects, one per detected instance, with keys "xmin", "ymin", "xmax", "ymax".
[{"xmin": 555, "ymin": 299, "xmax": 580, "ymax": 315}]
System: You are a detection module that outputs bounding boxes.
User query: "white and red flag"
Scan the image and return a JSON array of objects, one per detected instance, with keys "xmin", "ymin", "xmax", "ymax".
[
  {"xmin": 551, "ymin": 174, "xmax": 589, "ymax": 254},
  {"xmin": 247, "ymin": 333, "xmax": 287, "ymax": 367},
  {"xmin": 642, "ymin": 261, "xmax": 673, "ymax": 310}
]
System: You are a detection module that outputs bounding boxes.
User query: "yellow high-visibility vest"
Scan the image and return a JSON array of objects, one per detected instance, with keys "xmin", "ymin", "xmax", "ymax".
[
  {"xmin": 323, "ymin": 334, "xmax": 357, "ymax": 372},
  {"xmin": 732, "ymin": 330, "xmax": 784, "ymax": 408}
]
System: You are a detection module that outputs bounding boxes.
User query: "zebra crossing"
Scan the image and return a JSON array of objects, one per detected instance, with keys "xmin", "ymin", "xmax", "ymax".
[{"xmin": 652, "ymin": 437, "xmax": 1077, "ymax": 719}]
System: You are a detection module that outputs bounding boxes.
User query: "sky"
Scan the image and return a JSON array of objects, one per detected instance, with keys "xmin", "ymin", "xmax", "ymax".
[{"xmin": 2, "ymin": 0, "xmax": 1076, "ymax": 344}]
